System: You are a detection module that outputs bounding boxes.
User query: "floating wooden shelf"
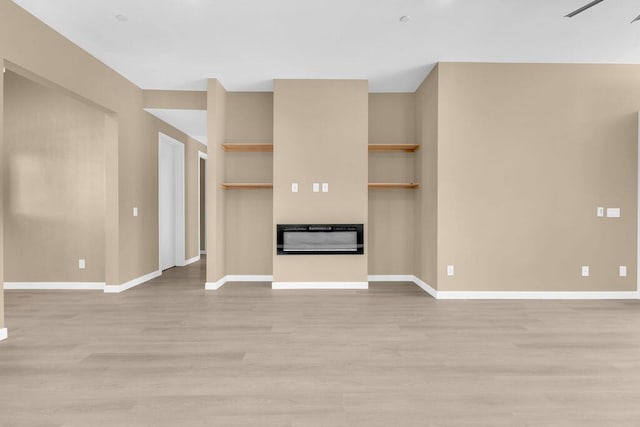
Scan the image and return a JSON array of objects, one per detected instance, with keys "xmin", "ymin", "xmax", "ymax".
[
  {"xmin": 368, "ymin": 183, "xmax": 420, "ymax": 189},
  {"xmin": 221, "ymin": 143, "xmax": 273, "ymax": 152},
  {"xmin": 368, "ymin": 144, "xmax": 419, "ymax": 153},
  {"xmin": 220, "ymin": 183, "xmax": 273, "ymax": 190}
]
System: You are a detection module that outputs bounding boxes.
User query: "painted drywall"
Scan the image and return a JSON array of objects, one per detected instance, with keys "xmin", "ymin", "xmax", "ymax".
[
  {"xmin": 415, "ymin": 66, "xmax": 439, "ymax": 289},
  {"xmin": 225, "ymin": 92, "xmax": 273, "ymax": 275},
  {"xmin": 436, "ymin": 63, "xmax": 638, "ymax": 292},
  {"xmin": 368, "ymin": 93, "xmax": 416, "ymax": 275},
  {"xmin": 206, "ymin": 79, "xmax": 227, "ymax": 283},
  {"xmin": 142, "ymin": 90, "xmax": 207, "ymax": 110},
  {"xmin": 273, "ymin": 79, "xmax": 368, "ymax": 283},
  {"xmin": 0, "ymin": 67, "xmax": 4, "ymax": 328},
  {"xmin": 200, "ymin": 157, "xmax": 206, "ymax": 252},
  {"xmin": 3, "ymin": 70, "xmax": 106, "ymax": 282},
  {"xmin": 0, "ymin": 1, "xmax": 204, "ymax": 288}
]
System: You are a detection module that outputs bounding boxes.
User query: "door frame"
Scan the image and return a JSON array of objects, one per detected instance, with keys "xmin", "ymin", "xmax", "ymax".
[{"xmin": 158, "ymin": 132, "xmax": 186, "ymax": 270}]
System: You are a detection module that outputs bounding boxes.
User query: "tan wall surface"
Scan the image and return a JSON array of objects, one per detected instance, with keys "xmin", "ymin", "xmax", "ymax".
[
  {"xmin": 200, "ymin": 158, "xmax": 206, "ymax": 252},
  {"xmin": 0, "ymin": 66, "xmax": 4, "ymax": 327},
  {"xmin": 0, "ymin": 1, "xmax": 202, "ymax": 287},
  {"xmin": 273, "ymin": 80, "xmax": 368, "ymax": 283},
  {"xmin": 206, "ymin": 79, "xmax": 227, "ymax": 283},
  {"xmin": 368, "ymin": 94, "xmax": 416, "ymax": 275},
  {"xmin": 142, "ymin": 90, "xmax": 207, "ymax": 110},
  {"xmin": 3, "ymin": 71, "xmax": 106, "ymax": 282},
  {"xmin": 415, "ymin": 67, "xmax": 439, "ymax": 288},
  {"xmin": 225, "ymin": 93, "xmax": 273, "ymax": 275},
  {"xmin": 437, "ymin": 63, "xmax": 638, "ymax": 292},
  {"xmin": 185, "ymin": 136, "xmax": 206, "ymax": 261}
]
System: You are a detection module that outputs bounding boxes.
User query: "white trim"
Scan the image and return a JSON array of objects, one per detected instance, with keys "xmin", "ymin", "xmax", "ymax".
[
  {"xmin": 205, "ymin": 275, "xmax": 273, "ymax": 290},
  {"xmin": 410, "ymin": 276, "xmax": 439, "ymax": 298},
  {"xmin": 4, "ymin": 282, "xmax": 105, "ymax": 290},
  {"xmin": 182, "ymin": 255, "xmax": 200, "ymax": 266},
  {"xmin": 104, "ymin": 270, "xmax": 161, "ymax": 294},
  {"xmin": 368, "ymin": 275, "xmax": 415, "ymax": 282},
  {"xmin": 198, "ymin": 150, "xmax": 208, "ymax": 258},
  {"xmin": 272, "ymin": 282, "xmax": 369, "ymax": 290},
  {"xmin": 0, "ymin": 328, "xmax": 8, "ymax": 341},
  {"xmin": 436, "ymin": 291, "xmax": 640, "ymax": 300}
]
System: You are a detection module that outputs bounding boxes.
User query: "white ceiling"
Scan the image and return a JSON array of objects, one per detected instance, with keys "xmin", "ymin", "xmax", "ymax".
[
  {"xmin": 145, "ymin": 109, "xmax": 207, "ymax": 145},
  {"xmin": 12, "ymin": 0, "xmax": 640, "ymax": 93}
]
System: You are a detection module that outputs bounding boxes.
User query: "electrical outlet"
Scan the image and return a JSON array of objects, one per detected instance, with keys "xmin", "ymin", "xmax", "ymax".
[
  {"xmin": 581, "ymin": 266, "xmax": 589, "ymax": 277},
  {"xmin": 620, "ymin": 266, "xmax": 627, "ymax": 277},
  {"xmin": 447, "ymin": 265, "xmax": 455, "ymax": 277},
  {"xmin": 313, "ymin": 183, "xmax": 320, "ymax": 193},
  {"xmin": 597, "ymin": 207, "xmax": 604, "ymax": 217},
  {"xmin": 79, "ymin": 259, "xmax": 86, "ymax": 270},
  {"xmin": 291, "ymin": 183, "xmax": 298, "ymax": 193},
  {"xmin": 133, "ymin": 207, "xmax": 138, "ymax": 217},
  {"xmin": 322, "ymin": 183, "xmax": 329, "ymax": 193},
  {"xmin": 607, "ymin": 208, "xmax": 621, "ymax": 218}
]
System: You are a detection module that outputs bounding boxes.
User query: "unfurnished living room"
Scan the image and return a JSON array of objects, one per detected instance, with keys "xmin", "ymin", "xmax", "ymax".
[{"xmin": 2, "ymin": 0, "xmax": 640, "ymax": 425}]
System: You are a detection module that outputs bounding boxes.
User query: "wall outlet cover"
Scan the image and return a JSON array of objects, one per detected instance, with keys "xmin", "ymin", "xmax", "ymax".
[
  {"xmin": 597, "ymin": 207, "xmax": 605, "ymax": 217},
  {"xmin": 133, "ymin": 207, "xmax": 139, "ymax": 217},
  {"xmin": 447, "ymin": 265, "xmax": 454, "ymax": 276},
  {"xmin": 322, "ymin": 183, "xmax": 329, "ymax": 193},
  {"xmin": 620, "ymin": 266, "xmax": 628, "ymax": 277},
  {"xmin": 313, "ymin": 183, "xmax": 320, "ymax": 193},
  {"xmin": 606, "ymin": 208, "xmax": 621, "ymax": 218},
  {"xmin": 581, "ymin": 266, "xmax": 589, "ymax": 277},
  {"xmin": 291, "ymin": 183, "xmax": 298, "ymax": 193},
  {"xmin": 79, "ymin": 259, "xmax": 86, "ymax": 270}
]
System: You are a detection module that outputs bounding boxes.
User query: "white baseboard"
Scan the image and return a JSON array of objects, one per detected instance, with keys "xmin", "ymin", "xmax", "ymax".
[
  {"xmin": 272, "ymin": 282, "xmax": 369, "ymax": 290},
  {"xmin": 4, "ymin": 282, "xmax": 105, "ymax": 290},
  {"xmin": 178, "ymin": 255, "xmax": 200, "ymax": 267},
  {"xmin": 409, "ymin": 276, "xmax": 439, "ymax": 298},
  {"xmin": 436, "ymin": 290, "xmax": 640, "ymax": 300},
  {"xmin": 368, "ymin": 275, "xmax": 415, "ymax": 282},
  {"xmin": 205, "ymin": 275, "xmax": 273, "ymax": 290},
  {"xmin": 104, "ymin": 270, "xmax": 162, "ymax": 294},
  {"xmin": 0, "ymin": 328, "xmax": 7, "ymax": 341},
  {"xmin": 200, "ymin": 250, "xmax": 207, "ymax": 255}
]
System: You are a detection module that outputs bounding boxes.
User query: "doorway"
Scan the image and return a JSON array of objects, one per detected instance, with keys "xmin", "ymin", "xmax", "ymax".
[{"xmin": 158, "ymin": 133, "xmax": 185, "ymax": 271}]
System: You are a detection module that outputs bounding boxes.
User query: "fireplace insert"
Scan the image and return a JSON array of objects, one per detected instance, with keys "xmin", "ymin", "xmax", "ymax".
[{"xmin": 277, "ymin": 224, "xmax": 364, "ymax": 255}]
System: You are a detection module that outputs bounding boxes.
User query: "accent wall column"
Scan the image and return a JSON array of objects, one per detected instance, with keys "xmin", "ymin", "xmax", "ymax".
[
  {"xmin": 272, "ymin": 79, "xmax": 369, "ymax": 288},
  {"xmin": 205, "ymin": 79, "xmax": 227, "ymax": 288}
]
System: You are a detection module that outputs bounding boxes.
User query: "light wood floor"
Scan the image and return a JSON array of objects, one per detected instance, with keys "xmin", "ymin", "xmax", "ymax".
[{"xmin": 2, "ymin": 260, "xmax": 640, "ymax": 426}]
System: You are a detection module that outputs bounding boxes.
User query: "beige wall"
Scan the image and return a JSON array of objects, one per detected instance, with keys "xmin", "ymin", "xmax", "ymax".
[
  {"xmin": 273, "ymin": 80, "xmax": 368, "ymax": 283},
  {"xmin": 200, "ymin": 158, "xmax": 206, "ymax": 252},
  {"xmin": 225, "ymin": 93, "xmax": 273, "ymax": 275},
  {"xmin": 0, "ymin": 65, "xmax": 4, "ymax": 328},
  {"xmin": 415, "ymin": 66, "xmax": 439, "ymax": 288},
  {"xmin": 3, "ymin": 71, "xmax": 107, "ymax": 282},
  {"xmin": 206, "ymin": 79, "xmax": 227, "ymax": 283},
  {"xmin": 436, "ymin": 63, "xmax": 638, "ymax": 292},
  {"xmin": 0, "ymin": 1, "xmax": 203, "ymax": 292},
  {"xmin": 368, "ymin": 93, "xmax": 416, "ymax": 275},
  {"xmin": 142, "ymin": 90, "xmax": 206, "ymax": 110}
]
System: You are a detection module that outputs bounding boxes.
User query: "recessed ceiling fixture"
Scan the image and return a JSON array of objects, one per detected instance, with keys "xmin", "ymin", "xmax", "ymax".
[
  {"xmin": 399, "ymin": 15, "xmax": 410, "ymax": 23},
  {"xmin": 565, "ymin": 0, "xmax": 640, "ymax": 23},
  {"xmin": 115, "ymin": 14, "xmax": 128, "ymax": 22}
]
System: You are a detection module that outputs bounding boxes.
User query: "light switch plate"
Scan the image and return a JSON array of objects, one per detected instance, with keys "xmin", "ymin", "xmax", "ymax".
[
  {"xmin": 133, "ymin": 207, "xmax": 138, "ymax": 217},
  {"xmin": 447, "ymin": 265, "xmax": 454, "ymax": 277},
  {"xmin": 581, "ymin": 266, "xmax": 589, "ymax": 277},
  {"xmin": 79, "ymin": 259, "xmax": 86, "ymax": 270},
  {"xmin": 291, "ymin": 183, "xmax": 298, "ymax": 193},
  {"xmin": 597, "ymin": 207, "xmax": 605, "ymax": 217},
  {"xmin": 607, "ymin": 208, "xmax": 621, "ymax": 218},
  {"xmin": 322, "ymin": 183, "xmax": 329, "ymax": 193},
  {"xmin": 313, "ymin": 183, "xmax": 320, "ymax": 193},
  {"xmin": 620, "ymin": 266, "xmax": 627, "ymax": 277}
]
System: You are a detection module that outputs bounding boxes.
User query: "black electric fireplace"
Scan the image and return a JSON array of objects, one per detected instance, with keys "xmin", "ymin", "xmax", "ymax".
[{"xmin": 277, "ymin": 224, "xmax": 364, "ymax": 255}]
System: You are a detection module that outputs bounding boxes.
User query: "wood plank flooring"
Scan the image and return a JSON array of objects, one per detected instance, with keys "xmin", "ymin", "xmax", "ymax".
[{"xmin": 2, "ymin": 259, "xmax": 640, "ymax": 426}]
